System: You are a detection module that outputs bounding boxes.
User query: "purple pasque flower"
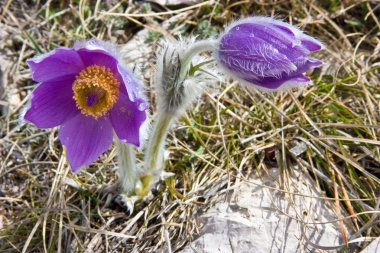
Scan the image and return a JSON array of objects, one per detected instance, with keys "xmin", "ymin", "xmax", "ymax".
[
  {"xmin": 216, "ymin": 17, "xmax": 324, "ymax": 90},
  {"xmin": 24, "ymin": 39, "xmax": 148, "ymax": 172}
]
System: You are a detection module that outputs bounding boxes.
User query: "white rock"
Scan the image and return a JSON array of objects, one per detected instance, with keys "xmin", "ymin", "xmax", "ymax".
[
  {"xmin": 361, "ymin": 238, "xmax": 380, "ymax": 253},
  {"xmin": 181, "ymin": 168, "xmax": 351, "ymax": 253}
]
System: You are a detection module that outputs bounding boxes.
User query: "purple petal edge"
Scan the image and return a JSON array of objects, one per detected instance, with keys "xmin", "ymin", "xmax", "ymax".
[
  {"xmin": 58, "ymin": 114, "xmax": 113, "ymax": 172},
  {"xmin": 117, "ymin": 64, "xmax": 148, "ymax": 108},
  {"xmin": 27, "ymin": 48, "xmax": 84, "ymax": 82},
  {"xmin": 24, "ymin": 77, "xmax": 79, "ymax": 128},
  {"xmin": 109, "ymin": 93, "xmax": 147, "ymax": 147},
  {"xmin": 246, "ymin": 75, "xmax": 311, "ymax": 90}
]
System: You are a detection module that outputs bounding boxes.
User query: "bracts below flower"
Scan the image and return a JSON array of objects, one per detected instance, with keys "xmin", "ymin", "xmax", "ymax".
[{"xmin": 138, "ymin": 40, "xmax": 212, "ymax": 196}]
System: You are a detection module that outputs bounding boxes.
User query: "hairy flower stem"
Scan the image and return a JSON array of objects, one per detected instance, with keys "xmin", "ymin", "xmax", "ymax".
[
  {"xmin": 116, "ymin": 139, "xmax": 141, "ymax": 194},
  {"xmin": 179, "ymin": 39, "xmax": 217, "ymax": 81},
  {"xmin": 138, "ymin": 112, "xmax": 174, "ymax": 197},
  {"xmin": 136, "ymin": 39, "xmax": 217, "ymax": 197}
]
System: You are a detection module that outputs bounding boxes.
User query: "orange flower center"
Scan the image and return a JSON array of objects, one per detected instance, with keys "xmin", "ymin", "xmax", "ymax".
[{"xmin": 73, "ymin": 65, "xmax": 120, "ymax": 119}]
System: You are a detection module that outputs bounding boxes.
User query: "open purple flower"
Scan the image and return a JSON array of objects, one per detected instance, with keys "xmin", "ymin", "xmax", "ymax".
[
  {"xmin": 24, "ymin": 39, "xmax": 148, "ymax": 172},
  {"xmin": 216, "ymin": 17, "xmax": 324, "ymax": 90}
]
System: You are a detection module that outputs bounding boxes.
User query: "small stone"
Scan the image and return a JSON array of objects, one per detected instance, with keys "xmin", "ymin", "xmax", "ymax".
[{"xmin": 289, "ymin": 141, "xmax": 308, "ymax": 156}]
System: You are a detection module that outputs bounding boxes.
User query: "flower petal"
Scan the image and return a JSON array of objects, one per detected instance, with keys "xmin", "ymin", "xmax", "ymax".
[
  {"xmin": 27, "ymin": 48, "xmax": 84, "ymax": 82},
  {"xmin": 246, "ymin": 74, "xmax": 311, "ymax": 90},
  {"xmin": 247, "ymin": 17, "xmax": 322, "ymax": 46},
  {"xmin": 218, "ymin": 33, "xmax": 296, "ymax": 79},
  {"xmin": 230, "ymin": 22, "xmax": 298, "ymax": 50},
  {"xmin": 300, "ymin": 38, "xmax": 324, "ymax": 51},
  {"xmin": 24, "ymin": 77, "xmax": 79, "ymax": 128},
  {"xmin": 293, "ymin": 58, "xmax": 324, "ymax": 75},
  {"xmin": 109, "ymin": 92, "xmax": 147, "ymax": 147},
  {"xmin": 221, "ymin": 17, "xmax": 324, "ymax": 62},
  {"xmin": 58, "ymin": 114, "xmax": 113, "ymax": 172},
  {"xmin": 272, "ymin": 24, "xmax": 296, "ymax": 37},
  {"xmin": 242, "ymin": 58, "xmax": 322, "ymax": 89},
  {"xmin": 271, "ymin": 21, "xmax": 324, "ymax": 51},
  {"xmin": 77, "ymin": 48, "xmax": 118, "ymax": 69},
  {"xmin": 116, "ymin": 64, "xmax": 148, "ymax": 107}
]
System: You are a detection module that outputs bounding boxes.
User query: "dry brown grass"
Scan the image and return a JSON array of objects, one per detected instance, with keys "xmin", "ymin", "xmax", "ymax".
[{"xmin": 0, "ymin": 0, "xmax": 379, "ymax": 252}]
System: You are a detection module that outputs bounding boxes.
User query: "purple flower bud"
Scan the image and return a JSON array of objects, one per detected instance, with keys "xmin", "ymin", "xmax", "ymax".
[{"xmin": 216, "ymin": 17, "xmax": 324, "ymax": 90}]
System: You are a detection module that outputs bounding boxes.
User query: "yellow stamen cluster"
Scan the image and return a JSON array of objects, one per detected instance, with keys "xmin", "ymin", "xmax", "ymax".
[{"xmin": 73, "ymin": 65, "xmax": 120, "ymax": 119}]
